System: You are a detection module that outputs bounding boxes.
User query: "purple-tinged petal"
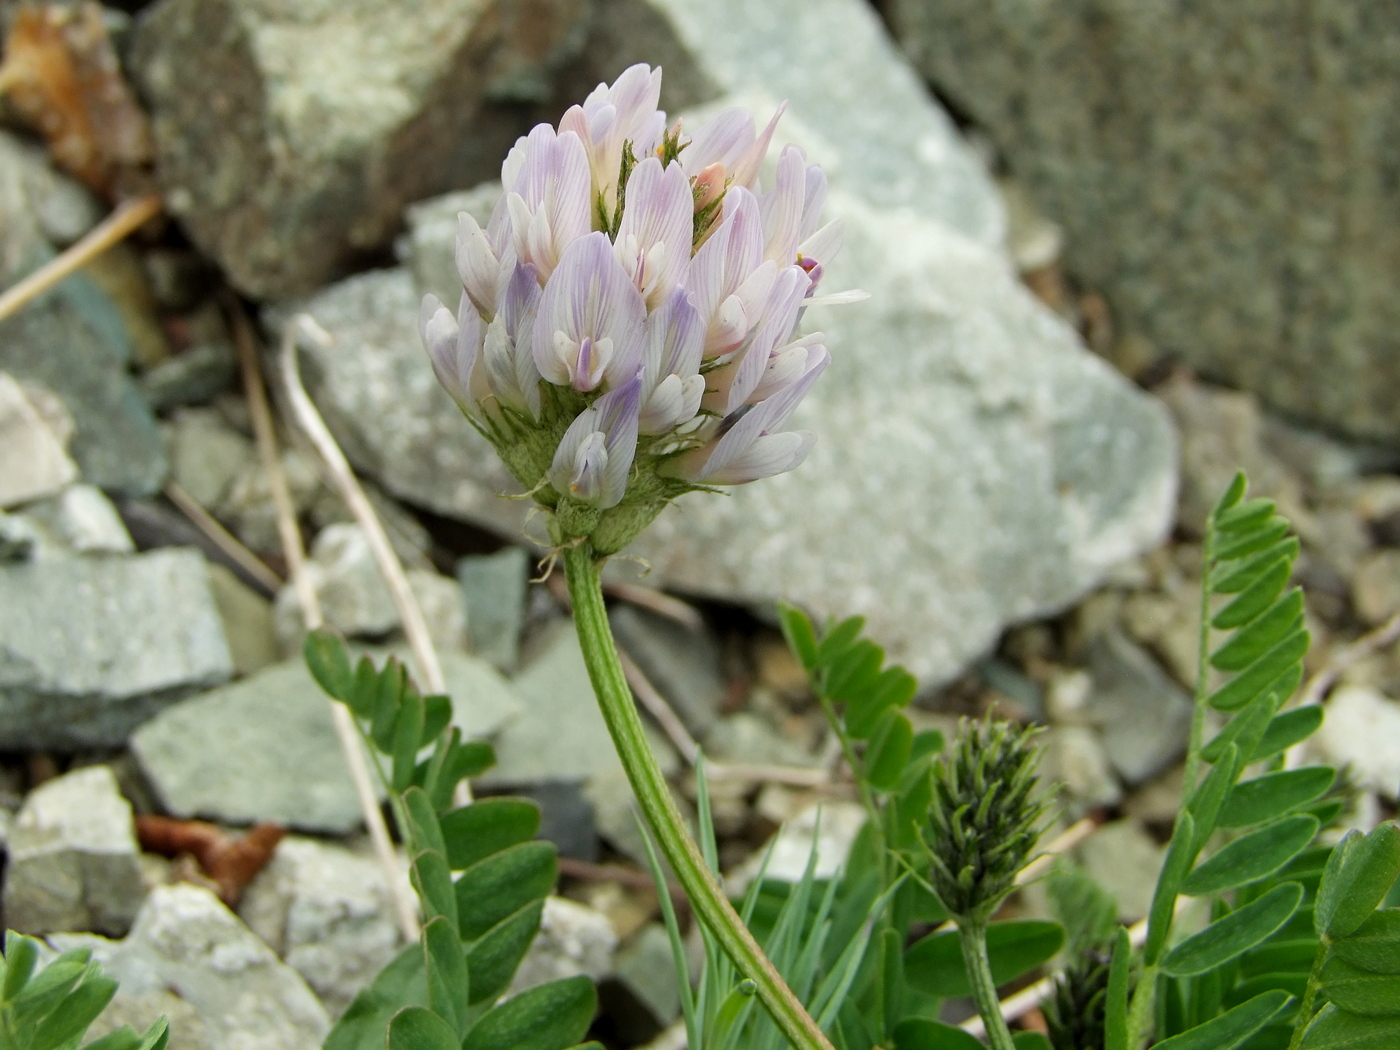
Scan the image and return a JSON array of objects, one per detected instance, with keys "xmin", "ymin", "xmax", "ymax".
[
  {"xmin": 533, "ymin": 231, "xmax": 646, "ymax": 391},
  {"xmin": 614, "ymin": 156, "xmax": 693, "ymax": 308},
  {"xmin": 639, "ymin": 290, "xmax": 705, "ymax": 434},
  {"xmin": 680, "ymin": 107, "xmax": 754, "ymax": 176},
  {"xmin": 482, "ymin": 262, "xmax": 543, "ymax": 416},
  {"xmin": 703, "ymin": 264, "xmax": 810, "ymax": 414},
  {"xmin": 800, "ymin": 164, "xmax": 828, "ymax": 241},
  {"xmin": 501, "ymin": 125, "xmax": 592, "ymax": 280},
  {"xmin": 548, "ymin": 376, "xmax": 642, "ymax": 508},
  {"xmin": 456, "ymin": 212, "xmax": 502, "ymax": 320},
  {"xmin": 729, "ymin": 102, "xmax": 786, "ymax": 190},
  {"xmin": 671, "ymin": 346, "xmax": 828, "ymax": 485},
  {"xmin": 759, "ymin": 145, "xmax": 807, "ymax": 266},
  {"xmin": 567, "ymin": 65, "xmax": 666, "ymax": 219},
  {"xmin": 420, "ymin": 292, "xmax": 484, "ymax": 413}
]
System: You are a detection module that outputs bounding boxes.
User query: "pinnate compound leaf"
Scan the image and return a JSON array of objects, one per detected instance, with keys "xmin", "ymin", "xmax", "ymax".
[
  {"xmin": 388, "ymin": 1006, "xmax": 460, "ymax": 1050},
  {"xmin": 1319, "ymin": 954, "xmax": 1400, "ymax": 1017},
  {"xmin": 1162, "ymin": 883, "xmax": 1303, "ymax": 977},
  {"xmin": 1299, "ymin": 1003, "xmax": 1400, "ymax": 1049},
  {"xmin": 1213, "ymin": 537, "xmax": 1300, "ymax": 594},
  {"xmin": 455, "ymin": 841, "xmax": 557, "ymax": 941},
  {"xmin": 465, "ymin": 900, "xmax": 545, "ymax": 1005},
  {"xmin": 462, "ymin": 976, "xmax": 596, "ymax": 1050},
  {"xmin": 1219, "ymin": 767, "xmax": 1336, "ymax": 828},
  {"xmin": 1316, "ymin": 824, "xmax": 1400, "ymax": 940},
  {"xmin": 304, "ymin": 629, "xmax": 352, "ymax": 701},
  {"xmin": 440, "ymin": 797, "xmax": 541, "ymax": 871},
  {"xmin": 890, "ymin": 1018, "xmax": 984, "ymax": 1049},
  {"xmin": 777, "ymin": 602, "xmax": 819, "ymax": 670},
  {"xmin": 1150, "ymin": 990, "xmax": 1293, "ymax": 1050},
  {"xmin": 1332, "ymin": 911, "xmax": 1400, "ymax": 974},
  {"xmin": 1215, "ymin": 517, "xmax": 1291, "ymax": 563},
  {"xmin": 1183, "ymin": 815, "xmax": 1319, "ymax": 896},
  {"xmin": 904, "ymin": 920, "xmax": 1064, "ymax": 997}
]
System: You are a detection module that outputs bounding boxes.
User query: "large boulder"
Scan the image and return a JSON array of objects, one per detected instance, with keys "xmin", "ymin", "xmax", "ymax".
[
  {"xmin": 885, "ymin": 0, "xmax": 1400, "ymax": 443},
  {"xmin": 130, "ymin": 0, "xmax": 589, "ymax": 299}
]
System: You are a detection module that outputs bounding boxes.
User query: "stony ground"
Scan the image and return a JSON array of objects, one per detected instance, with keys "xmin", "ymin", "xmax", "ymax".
[{"xmin": 0, "ymin": 0, "xmax": 1397, "ymax": 1047}]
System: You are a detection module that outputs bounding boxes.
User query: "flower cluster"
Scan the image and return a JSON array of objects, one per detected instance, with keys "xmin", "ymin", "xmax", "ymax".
[{"xmin": 419, "ymin": 64, "xmax": 857, "ymax": 554}]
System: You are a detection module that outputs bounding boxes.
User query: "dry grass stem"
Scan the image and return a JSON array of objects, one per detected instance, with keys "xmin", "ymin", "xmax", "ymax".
[
  {"xmin": 163, "ymin": 480, "xmax": 284, "ymax": 595},
  {"xmin": 0, "ymin": 191, "xmax": 161, "ymax": 321},
  {"xmin": 605, "ymin": 580, "xmax": 707, "ymax": 632},
  {"xmin": 231, "ymin": 303, "xmax": 421, "ymax": 942}
]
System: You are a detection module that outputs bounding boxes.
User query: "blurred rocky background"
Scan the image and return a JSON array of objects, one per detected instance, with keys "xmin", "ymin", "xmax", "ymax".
[{"xmin": 0, "ymin": 0, "xmax": 1396, "ymax": 1045}]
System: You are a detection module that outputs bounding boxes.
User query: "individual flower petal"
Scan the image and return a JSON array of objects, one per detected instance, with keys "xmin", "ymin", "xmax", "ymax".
[
  {"xmin": 455, "ymin": 212, "xmax": 506, "ymax": 320},
  {"xmin": 688, "ymin": 188, "xmax": 772, "ymax": 359},
  {"xmin": 759, "ymin": 144, "xmax": 808, "ymax": 267},
  {"xmin": 702, "ymin": 263, "xmax": 810, "ymax": 414},
  {"xmin": 548, "ymin": 376, "xmax": 642, "ymax": 508},
  {"xmin": 614, "ymin": 156, "xmax": 693, "ymax": 308},
  {"xmin": 669, "ymin": 345, "xmax": 828, "ymax": 485},
  {"xmin": 501, "ymin": 124, "xmax": 592, "ymax": 281},
  {"xmin": 681, "ymin": 103, "xmax": 786, "ymax": 191},
  {"xmin": 560, "ymin": 64, "xmax": 666, "ymax": 221},
  {"xmin": 533, "ymin": 231, "xmax": 646, "ymax": 392},
  {"xmin": 420, "ymin": 292, "xmax": 484, "ymax": 413},
  {"xmin": 481, "ymin": 262, "xmax": 543, "ymax": 416},
  {"xmin": 639, "ymin": 289, "xmax": 704, "ymax": 434}
]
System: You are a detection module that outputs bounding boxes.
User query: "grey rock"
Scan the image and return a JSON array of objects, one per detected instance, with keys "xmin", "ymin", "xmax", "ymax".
[
  {"xmin": 0, "ymin": 373, "xmax": 78, "ymax": 509},
  {"xmin": 20, "ymin": 485, "xmax": 135, "ymax": 555},
  {"xmin": 4, "ymin": 766, "xmax": 146, "ymax": 937},
  {"xmin": 1315, "ymin": 686, "xmax": 1400, "ymax": 800},
  {"xmin": 508, "ymin": 895, "xmax": 616, "ymax": 995},
  {"xmin": 458, "ymin": 546, "xmax": 529, "ymax": 672},
  {"xmin": 885, "ymin": 0, "xmax": 1400, "ymax": 442},
  {"xmin": 519, "ymin": 781, "xmax": 598, "ymax": 862},
  {"xmin": 613, "ymin": 923, "xmax": 682, "ymax": 1029},
  {"xmin": 726, "ymin": 800, "xmax": 868, "ymax": 894},
  {"xmin": 306, "ymin": 478, "xmax": 435, "ymax": 573},
  {"xmin": 53, "ymin": 884, "xmax": 330, "ymax": 1050},
  {"xmin": 141, "ymin": 342, "xmax": 238, "ymax": 412},
  {"xmin": 1086, "ymin": 630, "xmax": 1194, "ymax": 786},
  {"xmin": 0, "ymin": 549, "xmax": 233, "ymax": 749},
  {"xmin": 561, "ymin": 0, "xmax": 1003, "ymax": 246},
  {"xmin": 1074, "ymin": 819, "xmax": 1164, "ymax": 923},
  {"xmin": 205, "ymin": 562, "xmax": 279, "ymax": 677},
  {"xmin": 582, "ymin": 767, "xmax": 694, "ymax": 870},
  {"xmin": 703, "ymin": 712, "xmax": 815, "ymax": 770},
  {"xmin": 216, "ymin": 446, "xmax": 324, "ymax": 555},
  {"xmin": 273, "ymin": 524, "xmax": 465, "ymax": 651},
  {"xmin": 130, "ymin": 0, "xmax": 589, "ymax": 299},
  {"xmin": 165, "ymin": 407, "xmax": 255, "ymax": 513},
  {"xmin": 239, "ymin": 837, "xmax": 408, "ymax": 1019},
  {"xmin": 132, "ymin": 653, "xmax": 520, "ymax": 832},
  {"xmin": 609, "ymin": 605, "xmax": 724, "ymax": 738},
  {"xmin": 0, "ymin": 510, "xmax": 38, "ymax": 561},
  {"xmin": 1043, "ymin": 726, "xmax": 1122, "ymax": 814},
  {"xmin": 402, "ymin": 182, "xmax": 503, "ymax": 306},
  {"xmin": 480, "ymin": 620, "xmax": 678, "ymax": 788}
]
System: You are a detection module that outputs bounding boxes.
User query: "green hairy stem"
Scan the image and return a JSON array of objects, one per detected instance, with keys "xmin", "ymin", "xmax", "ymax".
[
  {"xmin": 563, "ymin": 542, "xmax": 834, "ymax": 1050},
  {"xmin": 958, "ymin": 922, "xmax": 1017, "ymax": 1050}
]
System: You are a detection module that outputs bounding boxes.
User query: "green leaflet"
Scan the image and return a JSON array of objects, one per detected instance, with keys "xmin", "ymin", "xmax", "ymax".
[
  {"xmin": 890, "ymin": 1018, "xmax": 983, "ymax": 1049},
  {"xmin": 1299, "ymin": 1003, "xmax": 1400, "ymax": 1049},
  {"xmin": 1218, "ymin": 768, "xmax": 1336, "ymax": 828},
  {"xmin": 439, "ymin": 798, "xmax": 541, "ymax": 870},
  {"xmin": 1252, "ymin": 705, "xmax": 1324, "ymax": 763},
  {"xmin": 1146, "ymin": 812, "xmax": 1198, "ymax": 965},
  {"xmin": 1206, "ymin": 632, "xmax": 1310, "ymax": 712},
  {"xmin": 455, "ymin": 841, "xmax": 558, "ymax": 942},
  {"xmin": 304, "ymin": 628, "xmax": 352, "ymax": 701},
  {"xmin": 1210, "ymin": 589, "xmax": 1305, "ymax": 672},
  {"xmin": 423, "ymin": 916, "xmax": 469, "ymax": 1035},
  {"xmin": 1104, "ymin": 927, "xmax": 1131, "ymax": 1050},
  {"xmin": 1182, "ymin": 816, "xmax": 1319, "ymax": 896},
  {"xmin": 1331, "ymin": 911, "xmax": 1400, "ymax": 975},
  {"xmin": 1162, "ymin": 883, "xmax": 1303, "ymax": 977},
  {"xmin": 1316, "ymin": 825, "xmax": 1400, "ymax": 940},
  {"xmin": 461, "ymin": 977, "xmax": 597, "ymax": 1050},
  {"xmin": 1149, "ymin": 990, "xmax": 1292, "ymax": 1050},
  {"xmin": 866, "ymin": 711, "xmax": 914, "ymax": 791},
  {"xmin": 464, "ymin": 901, "xmax": 546, "ymax": 1005},
  {"xmin": 388, "ymin": 1007, "xmax": 460, "ymax": 1050},
  {"xmin": 1318, "ymin": 955, "xmax": 1400, "ymax": 1017}
]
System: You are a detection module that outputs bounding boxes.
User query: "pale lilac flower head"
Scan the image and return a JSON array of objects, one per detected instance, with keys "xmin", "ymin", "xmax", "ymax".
[{"xmin": 420, "ymin": 64, "xmax": 862, "ymax": 553}]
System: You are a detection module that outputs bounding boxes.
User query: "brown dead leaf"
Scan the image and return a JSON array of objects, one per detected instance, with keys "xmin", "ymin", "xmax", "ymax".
[
  {"xmin": 136, "ymin": 814, "xmax": 286, "ymax": 906},
  {"xmin": 1, "ymin": 2, "xmax": 153, "ymax": 198}
]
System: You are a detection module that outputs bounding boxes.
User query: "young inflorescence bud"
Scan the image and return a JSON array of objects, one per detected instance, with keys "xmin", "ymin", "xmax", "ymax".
[
  {"xmin": 418, "ymin": 64, "xmax": 866, "ymax": 556},
  {"xmin": 924, "ymin": 718, "xmax": 1050, "ymax": 925},
  {"xmin": 1043, "ymin": 950, "xmax": 1111, "ymax": 1050}
]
